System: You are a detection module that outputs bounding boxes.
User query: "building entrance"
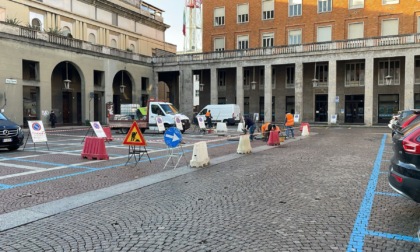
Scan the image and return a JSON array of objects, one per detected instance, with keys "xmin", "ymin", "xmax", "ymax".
[
  {"xmin": 315, "ymin": 94, "xmax": 328, "ymax": 122},
  {"xmin": 345, "ymin": 95, "xmax": 364, "ymax": 123},
  {"xmin": 378, "ymin": 94, "xmax": 399, "ymax": 124},
  {"xmin": 62, "ymin": 92, "xmax": 72, "ymax": 124}
]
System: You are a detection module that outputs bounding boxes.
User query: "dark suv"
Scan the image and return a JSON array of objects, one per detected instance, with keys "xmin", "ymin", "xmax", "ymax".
[{"xmin": 0, "ymin": 113, "xmax": 24, "ymax": 151}]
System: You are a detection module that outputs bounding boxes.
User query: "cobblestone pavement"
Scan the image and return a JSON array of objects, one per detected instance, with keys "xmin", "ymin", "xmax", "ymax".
[{"xmin": 0, "ymin": 126, "xmax": 420, "ymax": 251}]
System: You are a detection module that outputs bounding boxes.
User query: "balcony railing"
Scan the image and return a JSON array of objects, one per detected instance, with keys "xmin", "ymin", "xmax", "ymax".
[{"xmin": 153, "ymin": 33, "xmax": 420, "ymax": 64}]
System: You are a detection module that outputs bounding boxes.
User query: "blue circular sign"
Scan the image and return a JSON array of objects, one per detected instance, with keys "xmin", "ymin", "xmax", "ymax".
[
  {"xmin": 93, "ymin": 122, "xmax": 100, "ymax": 129},
  {"xmin": 32, "ymin": 122, "xmax": 41, "ymax": 131},
  {"xmin": 164, "ymin": 127, "xmax": 182, "ymax": 148}
]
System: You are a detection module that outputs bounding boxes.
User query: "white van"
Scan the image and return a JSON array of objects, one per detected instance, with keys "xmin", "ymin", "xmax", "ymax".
[{"xmin": 198, "ymin": 104, "xmax": 241, "ymax": 126}]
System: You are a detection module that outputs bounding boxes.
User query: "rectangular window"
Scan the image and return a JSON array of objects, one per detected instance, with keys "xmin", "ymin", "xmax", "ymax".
[
  {"xmin": 349, "ymin": 0, "xmax": 364, "ymax": 9},
  {"xmin": 289, "ymin": 0, "xmax": 302, "ymax": 17},
  {"xmin": 417, "ymin": 16, "xmax": 420, "ymax": 34},
  {"xmin": 318, "ymin": 0, "xmax": 332, "ymax": 13},
  {"xmin": 214, "ymin": 7, "xmax": 225, "ymax": 26},
  {"xmin": 112, "ymin": 13, "xmax": 118, "ymax": 26},
  {"xmin": 382, "ymin": 0, "xmax": 399, "ymax": 4},
  {"xmin": 315, "ymin": 63, "xmax": 328, "ymax": 85},
  {"xmin": 286, "ymin": 66, "xmax": 295, "ymax": 88},
  {"xmin": 348, "ymin": 22, "xmax": 364, "ymax": 39},
  {"xmin": 262, "ymin": 0, "xmax": 274, "ymax": 20},
  {"xmin": 244, "ymin": 69, "xmax": 250, "ymax": 90},
  {"xmin": 415, "ymin": 59, "xmax": 420, "ymax": 84},
  {"xmin": 288, "ymin": 29, "xmax": 302, "ymax": 45},
  {"xmin": 219, "ymin": 71, "xmax": 226, "ymax": 86},
  {"xmin": 381, "ymin": 19, "xmax": 399, "ymax": 36},
  {"xmin": 378, "ymin": 59, "xmax": 400, "ymax": 85},
  {"xmin": 214, "ymin": 37, "xmax": 225, "ymax": 51},
  {"xmin": 345, "ymin": 62, "xmax": 365, "ymax": 87},
  {"xmin": 22, "ymin": 60, "xmax": 40, "ymax": 81},
  {"xmin": 259, "ymin": 68, "xmax": 265, "ymax": 90},
  {"xmin": 317, "ymin": 26, "xmax": 332, "ymax": 42},
  {"xmin": 237, "ymin": 4, "xmax": 249, "ymax": 23},
  {"xmin": 262, "ymin": 33, "xmax": 274, "ymax": 48},
  {"xmin": 272, "ymin": 68, "xmax": 276, "ymax": 89},
  {"xmin": 237, "ymin": 35, "xmax": 249, "ymax": 49}
]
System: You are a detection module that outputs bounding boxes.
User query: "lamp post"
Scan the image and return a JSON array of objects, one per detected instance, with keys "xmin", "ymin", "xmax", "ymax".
[
  {"xmin": 385, "ymin": 58, "xmax": 393, "ymax": 85},
  {"xmin": 120, "ymin": 70, "xmax": 126, "ymax": 94},
  {"xmin": 312, "ymin": 62, "xmax": 319, "ymax": 87},
  {"xmin": 63, "ymin": 61, "xmax": 71, "ymax": 90},
  {"xmin": 251, "ymin": 66, "xmax": 257, "ymax": 90}
]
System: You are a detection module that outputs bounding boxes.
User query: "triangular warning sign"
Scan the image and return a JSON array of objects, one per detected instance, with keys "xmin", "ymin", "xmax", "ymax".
[{"xmin": 123, "ymin": 122, "xmax": 147, "ymax": 146}]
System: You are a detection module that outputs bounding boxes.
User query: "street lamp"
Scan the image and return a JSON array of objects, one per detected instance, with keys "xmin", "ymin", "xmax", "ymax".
[
  {"xmin": 63, "ymin": 61, "xmax": 71, "ymax": 90},
  {"xmin": 199, "ymin": 70, "xmax": 205, "ymax": 91},
  {"xmin": 251, "ymin": 66, "xmax": 257, "ymax": 90},
  {"xmin": 385, "ymin": 58, "xmax": 393, "ymax": 85},
  {"xmin": 312, "ymin": 62, "xmax": 319, "ymax": 87},
  {"xmin": 120, "ymin": 70, "xmax": 126, "ymax": 94}
]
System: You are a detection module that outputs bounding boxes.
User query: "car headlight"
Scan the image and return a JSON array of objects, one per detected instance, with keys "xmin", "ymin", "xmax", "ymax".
[{"xmin": 17, "ymin": 126, "xmax": 22, "ymax": 134}]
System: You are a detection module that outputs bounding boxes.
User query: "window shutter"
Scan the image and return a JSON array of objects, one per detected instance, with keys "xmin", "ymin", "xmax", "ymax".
[
  {"xmin": 382, "ymin": 19, "xmax": 399, "ymax": 36},
  {"xmin": 317, "ymin": 26, "xmax": 332, "ymax": 42},
  {"xmin": 348, "ymin": 22, "xmax": 364, "ymax": 39}
]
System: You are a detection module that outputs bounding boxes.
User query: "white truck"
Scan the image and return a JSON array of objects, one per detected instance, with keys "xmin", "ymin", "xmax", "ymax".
[{"xmin": 108, "ymin": 99, "xmax": 191, "ymax": 133}]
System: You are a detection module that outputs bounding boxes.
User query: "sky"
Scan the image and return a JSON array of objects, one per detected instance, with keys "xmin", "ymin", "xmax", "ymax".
[{"xmin": 152, "ymin": 0, "xmax": 186, "ymax": 52}]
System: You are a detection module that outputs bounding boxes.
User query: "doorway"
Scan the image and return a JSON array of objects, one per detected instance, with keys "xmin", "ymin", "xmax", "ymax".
[
  {"xmin": 315, "ymin": 94, "xmax": 328, "ymax": 122},
  {"xmin": 345, "ymin": 95, "xmax": 364, "ymax": 123},
  {"xmin": 62, "ymin": 92, "xmax": 72, "ymax": 124},
  {"xmin": 378, "ymin": 94, "xmax": 399, "ymax": 124}
]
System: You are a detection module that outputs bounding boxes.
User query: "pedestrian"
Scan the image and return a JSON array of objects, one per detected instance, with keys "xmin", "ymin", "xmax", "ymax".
[
  {"xmin": 205, "ymin": 110, "xmax": 213, "ymax": 128},
  {"xmin": 285, "ymin": 112, "xmax": 294, "ymax": 139},
  {"xmin": 244, "ymin": 115, "xmax": 256, "ymax": 141},
  {"xmin": 49, "ymin": 110, "xmax": 57, "ymax": 128}
]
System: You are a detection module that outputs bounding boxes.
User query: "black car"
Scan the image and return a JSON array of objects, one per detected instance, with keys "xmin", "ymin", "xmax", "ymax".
[
  {"xmin": 389, "ymin": 123, "xmax": 420, "ymax": 202},
  {"xmin": 0, "ymin": 113, "xmax": 24, "ymax": 151}
]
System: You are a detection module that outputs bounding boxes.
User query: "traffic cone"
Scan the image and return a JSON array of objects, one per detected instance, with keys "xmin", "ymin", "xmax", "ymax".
[
  {"xmin": 302, "ymin": 125, "xmax": 310, "ymax": 136},
  {"xmin": 237, "ymin": 135, "xmax": 252, "ymax": 154},
  {"xmin": 190, "ymin": 141, "xmax": 210, "ymax": 168}
]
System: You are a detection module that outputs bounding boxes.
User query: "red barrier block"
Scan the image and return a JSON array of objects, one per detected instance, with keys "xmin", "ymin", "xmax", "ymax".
[
  {"xmin": 299, "ymin": 122, "xmax": 310, "ymax": 132},
  {"xmin": 81, "ymin": 137, "xmax": 109, "ymax": 160},
  {"xmin": 267, "ymin": 130, "xmax": 280, "ymax": 146},
  {"xmin": 103, "ymin": 126, "xmax": 113, "ymax": 141}
]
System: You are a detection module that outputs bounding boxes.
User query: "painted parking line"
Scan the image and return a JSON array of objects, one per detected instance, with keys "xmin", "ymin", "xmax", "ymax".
[
  {"xmin": 0, "ymin": 141, "xmax": 236, "ymax": 190},
  {"xmin": 347, "ymin": 134, "xmax": 419, "ymax": 252}
]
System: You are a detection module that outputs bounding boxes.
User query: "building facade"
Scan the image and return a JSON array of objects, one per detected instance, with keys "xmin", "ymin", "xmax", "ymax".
[
  {"xmin": 155, "ymin": 0, "xmax": 420, "ymax": 125},
  {"xmin": 0, "ymin": 0, "xmax": 175, "ymax": 127}
]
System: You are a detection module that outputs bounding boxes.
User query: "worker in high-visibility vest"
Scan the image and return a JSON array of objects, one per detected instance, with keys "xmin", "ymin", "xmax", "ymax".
[
  {"xmin": 205, "ymin": 110, "xmax": 213, "ymax": 128},
  {"xmin": 285, "ymin": 112, "xmax": 295, "ymax": 139}
]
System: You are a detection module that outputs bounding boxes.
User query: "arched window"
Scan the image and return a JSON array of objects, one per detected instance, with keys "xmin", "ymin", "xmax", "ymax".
[
  {"xmin": 62, "ymin": 26, "xmax": 71, "ymax": 37},
  {"xmin": 111, "ymin": 39, "xmax": 117, "ymax": 48},
  {"xmin": 31, "ymin": 18, "xmax": 41, "ymax": 31},
  {"xmin": 129, "ymin": 44, "xmax": 135, "ymax": 52},
  {"xmin": 88, "ymin": 33, "xmax": 96, "ymax": 44}
]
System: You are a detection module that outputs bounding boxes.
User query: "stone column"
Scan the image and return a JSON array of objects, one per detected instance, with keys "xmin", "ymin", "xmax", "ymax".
[
  {"xmin": 364, "ymin": 57, "xmax": 374, "ymax": 126},
  {"xmin": 210, "ymin": 67, "xmax": 218, "ymax": 104},
  {"xmin": 294, "ymin": 62, "xmax": 303, "ymax": 123},
  {"xmin": 152, "ymin": 71, "xmax": 158, "ymax": 100},
  {"xmin": 264, "ymin": 65, "xmax": 272, "ymax": 123},
  {"xmin": 236, "ymin": 66, "xmax": 244, "ymax": 117},
  {"xmin": 179, "ymin": 68, "xmax": 194, "ymax": 118},
  {"xmin": 328, "ymin": 60, "xmax": 337, "ymax": 124},
  {"xmin": 404, "ymin": 53, "xmax": 415, "ymax": 110}
]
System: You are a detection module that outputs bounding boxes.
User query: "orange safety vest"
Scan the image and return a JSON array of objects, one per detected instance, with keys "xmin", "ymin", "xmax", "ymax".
[
  {"xmin": 261, "ymin": 122, "xmax": 270, "ymax": 133},
  {"xmin": 205, "ymin": 111, "xmax": 211, "ymax": 117},
  {"xmin": 285, "ymin": 113, "xmax": 294, "ymax": 126}
]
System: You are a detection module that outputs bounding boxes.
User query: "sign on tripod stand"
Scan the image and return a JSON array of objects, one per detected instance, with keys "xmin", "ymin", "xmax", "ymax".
[{"xmin": 163, "ymin": 127, "xmax": 187, "ymax": 169}]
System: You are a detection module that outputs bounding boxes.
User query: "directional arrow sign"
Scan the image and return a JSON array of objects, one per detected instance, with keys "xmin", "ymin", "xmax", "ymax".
[{"xmin": 164, "ymin": 127, "xmax": 182, "ymax": 148}]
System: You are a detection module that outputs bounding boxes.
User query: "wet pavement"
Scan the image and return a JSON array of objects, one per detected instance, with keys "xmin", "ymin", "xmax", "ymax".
[{"xmin": 0, "ymin": 126, "xmax": 419, "ymax": 251}]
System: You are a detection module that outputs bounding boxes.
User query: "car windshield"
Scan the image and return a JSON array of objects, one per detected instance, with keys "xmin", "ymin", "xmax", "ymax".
[
  {"xmin": 0, "ymin": 113, "xmax": 7, "ymax": 120},
  {"xmin": 160, "ymin": 104, "xmax": 179, "ymax": 115}
]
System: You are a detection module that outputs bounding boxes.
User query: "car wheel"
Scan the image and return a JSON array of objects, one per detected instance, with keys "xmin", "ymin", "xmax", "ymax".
[{"xmin": 7, "ymin": 146, "xmax": 19, "ymax": 151}]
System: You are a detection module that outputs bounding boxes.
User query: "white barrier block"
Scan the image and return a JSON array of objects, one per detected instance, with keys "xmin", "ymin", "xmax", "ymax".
[
  {"xmin": 237, "ymin": 123, "xmax": 244, "ymax": 132},
  {"xmin": 189, "ymin": 141, "xmax": 210, "ymax": 168},
  {"xmin": 216, "ymin": 122, "xmax": 228, "ymax": 135},
  {"xmin": 302, "ymin": 125, "xmax": 310, "ymax": 136},
  {"xmin": 237, "ymin": 135, "xmax": 252, "ymax": 154}
]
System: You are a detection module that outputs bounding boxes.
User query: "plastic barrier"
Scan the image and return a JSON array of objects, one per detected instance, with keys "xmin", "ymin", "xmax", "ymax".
[
  {"xmin": 102, "ymin": 126, "xmax": 113, "ymax": 141},
  {"xmin": 216, "ymin": 122, "xmax": 228, "ymax": 135},
  {"xmin": 237, "ymin": 135, "xmax": 252, "ymax": 154},
  {"xmin": 237, "ymin": 122, "xmax": 244, "ymax": 132},
  {"xmin": 299, "ymin": 122, "xmax": 310, "ymax": 132},
  {"xmin": 81, "ymin": 136, "xmax": 109, "ymax": 160},
  {"xmin": 302, "ymin": 125, "xmax": 310, "ymax": 136},
  {"xmin": 267, "ymin": 130, "xmax": 280, "ymax": 146},
  {"xmin": 189, "ymin": 141, "xmax": 210, "ymax": 168}
]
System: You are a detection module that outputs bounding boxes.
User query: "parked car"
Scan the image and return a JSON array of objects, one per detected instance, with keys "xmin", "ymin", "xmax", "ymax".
[
  {"xmin": 389, "ymin": 122, "xmax": 420, "ymax": 203},
  {"xmin": 0, "ymin": 113, "xmax": 24, "ymax": 151},
  {"xmin": 391, "ymin": 109, "xmax": 420, "ymax": 136}
]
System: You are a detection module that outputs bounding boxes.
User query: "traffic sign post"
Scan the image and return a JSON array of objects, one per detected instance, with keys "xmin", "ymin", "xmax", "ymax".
[
  {"xmin": 163, "ymin": 127, "xmax": 187, "ymax": 169},
  {"xmin": 123, "ymin": 122, "xmax": 151, "ymax": 166},
  {"xmin": 23, "ymin": 121, "xmax": 49, "ymax": 151}
]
